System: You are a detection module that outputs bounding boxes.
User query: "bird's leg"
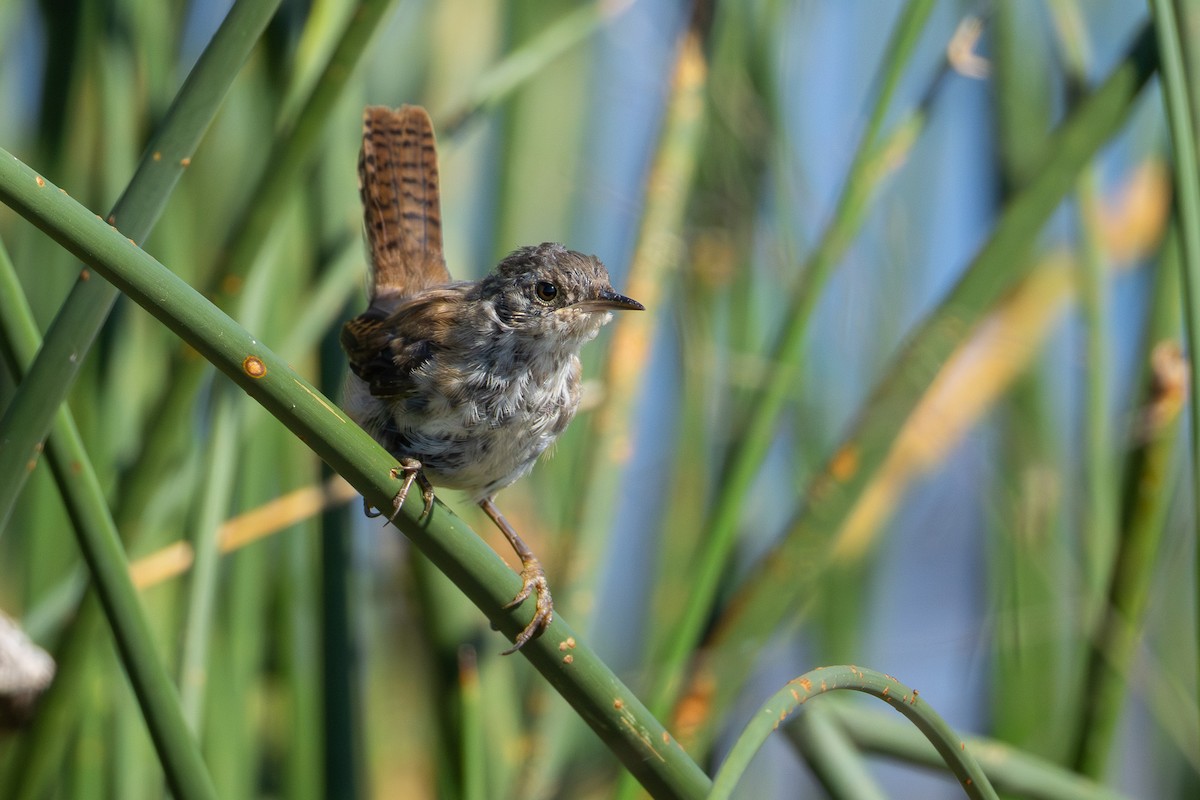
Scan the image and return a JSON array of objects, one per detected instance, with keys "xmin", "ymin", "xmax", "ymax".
[
  {"xmin": 364, "ymin": 457, "xmax": 435, "ymax": 522},
  {"xmin": 479, "ymin": 497, "xmax": 552, "ymax": 654}
]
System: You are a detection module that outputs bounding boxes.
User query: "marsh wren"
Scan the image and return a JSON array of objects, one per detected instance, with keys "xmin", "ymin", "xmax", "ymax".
[{"xmin": 341, "ymin": 106, "xmax": 643, "ymax": 653}]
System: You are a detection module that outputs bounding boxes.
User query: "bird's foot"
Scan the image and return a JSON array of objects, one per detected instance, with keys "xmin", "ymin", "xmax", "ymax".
[
  {"xmin": 364, "ymin": 457, "xmax": 434, "ymax": 522},
  {"xmin": 501, "ymin": 557, "xmax": 553, "ymax": 655},
  {"xmin": 389, "ymin": 457, "xmax": 435, "ymax": 522}
]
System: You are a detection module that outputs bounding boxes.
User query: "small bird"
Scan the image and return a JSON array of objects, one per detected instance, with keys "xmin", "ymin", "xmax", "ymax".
[{"xmin": 341, "ymin": 105, "xmax": 643, "ymax": 653}]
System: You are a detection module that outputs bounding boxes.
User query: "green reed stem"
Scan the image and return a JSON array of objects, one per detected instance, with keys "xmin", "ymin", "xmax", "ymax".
[
  {"xmin": 1146, "ymin": 0, "xmax": 1200, "ymax": 750},
  {"xmin": 709, "ymin": 666, "xmax": 997, "ymax": 800},
  {"xmin": 1070, "ymin": 231, "xmax": 1186, "ymax": 775}
]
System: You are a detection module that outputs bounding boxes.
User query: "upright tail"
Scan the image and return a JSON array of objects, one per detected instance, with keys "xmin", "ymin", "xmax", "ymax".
[{"xmin": 358, "ymin": 105, "xmax": 452, "ymax": 297}]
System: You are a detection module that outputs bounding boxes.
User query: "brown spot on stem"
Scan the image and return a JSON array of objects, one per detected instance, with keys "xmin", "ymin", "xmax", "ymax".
[
  {"xmin": 180, "ymin": 157, "xmax": 191, "ymax": 167},
  {"xmin": 243, "ymin": 356, "xmax": 267, "ymax": 379},
  {"xmin": 1139, "ymin": 340, "xmax": 1189, "ymax": 438},
  {"xmin": 35, "ymin": 175, "xmax": 45, "ymax": 187},
  {"xmin": 613, "ymin": 699, "xmax": 624, "ymax": 710},
  {"xmin": 80, "ymin": 269, "xmax": 90, "ymax": 281},
  {"xmin": 830, "ymin": 445, "xmax": 859, "ymax": 481},
  {"xmin": 562, "ymin": 654, "xmax": 574, "ymax": 665}
]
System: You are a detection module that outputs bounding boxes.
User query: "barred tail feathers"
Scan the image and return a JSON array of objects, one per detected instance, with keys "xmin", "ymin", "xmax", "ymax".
[{"xmin": 358, "ymin": 105, "xmax": 451, "ymax": 295}]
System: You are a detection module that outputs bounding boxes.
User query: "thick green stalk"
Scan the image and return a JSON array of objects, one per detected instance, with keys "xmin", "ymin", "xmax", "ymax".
[
  {"xmin": 680, "ymin": 23, "xmax": 1160, "ymax": 754},
  {"xmin": 0, "ymin": 150, "xmax": 712, "ymax": 800},
  {"xmin": 1146, "ymin": 0, "xmax": 1200, "ymax": 750},
  {"xmin": 0, "ymin": 0, "xmax": 282, "ymax": 530},
  {"xmin": 647, "ymin": 0, "xmax": 936, "ymax": 715},
  {"xmin": 0, "ymin": 241, "xmax": 125, "ymax": 799},
  {"xmin": 1070, "ymin": 232, "xmax": 1186, "ymax": 774}
]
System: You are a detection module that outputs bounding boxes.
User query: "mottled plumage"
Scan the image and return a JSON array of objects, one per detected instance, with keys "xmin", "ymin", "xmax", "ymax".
[
  {"xmin": 341, "ymin": 106, "xmax": 643, "ymax": 652},
  {"xmin": 342, "ymin": 244, "xmax": 632, "ymax": 500}
]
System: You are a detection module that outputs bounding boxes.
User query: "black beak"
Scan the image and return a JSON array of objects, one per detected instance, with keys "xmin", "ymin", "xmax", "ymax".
[{"xmin": 574, "ymin": 289, "xmax": 645, "ymax": 312}]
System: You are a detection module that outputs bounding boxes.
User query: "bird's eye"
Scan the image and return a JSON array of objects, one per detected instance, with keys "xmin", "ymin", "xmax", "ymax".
[{"xmin": 534, "ymin": 281, "xmax": 558, "ymax": 303}]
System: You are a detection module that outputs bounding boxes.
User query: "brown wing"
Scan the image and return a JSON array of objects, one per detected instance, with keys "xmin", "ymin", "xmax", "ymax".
[
  {"xmin": 341, "ymin": 287, "xmax": 465, "ymax": 398},
  {"xmin": 359, "ymin": 105, "xmax": 452, "ymax": 297}
]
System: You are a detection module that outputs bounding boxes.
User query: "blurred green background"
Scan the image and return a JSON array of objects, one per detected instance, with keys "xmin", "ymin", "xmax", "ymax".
[{"xmin": 0, "ymin": 0, "xmax": 1197, "ymax": 798}]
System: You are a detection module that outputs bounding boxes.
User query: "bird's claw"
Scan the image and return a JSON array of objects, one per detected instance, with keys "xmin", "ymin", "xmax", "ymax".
[
  {"xmin": 364, "ymin": 458, "xmax": 434, "ymax": 522},
  {"xmin": 501, "ymin": 558, "xmax": 553, "ymax": 655},
  {"xmin": 389, "ymin": 457, "xmax": 435, "ymax": 522}
]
